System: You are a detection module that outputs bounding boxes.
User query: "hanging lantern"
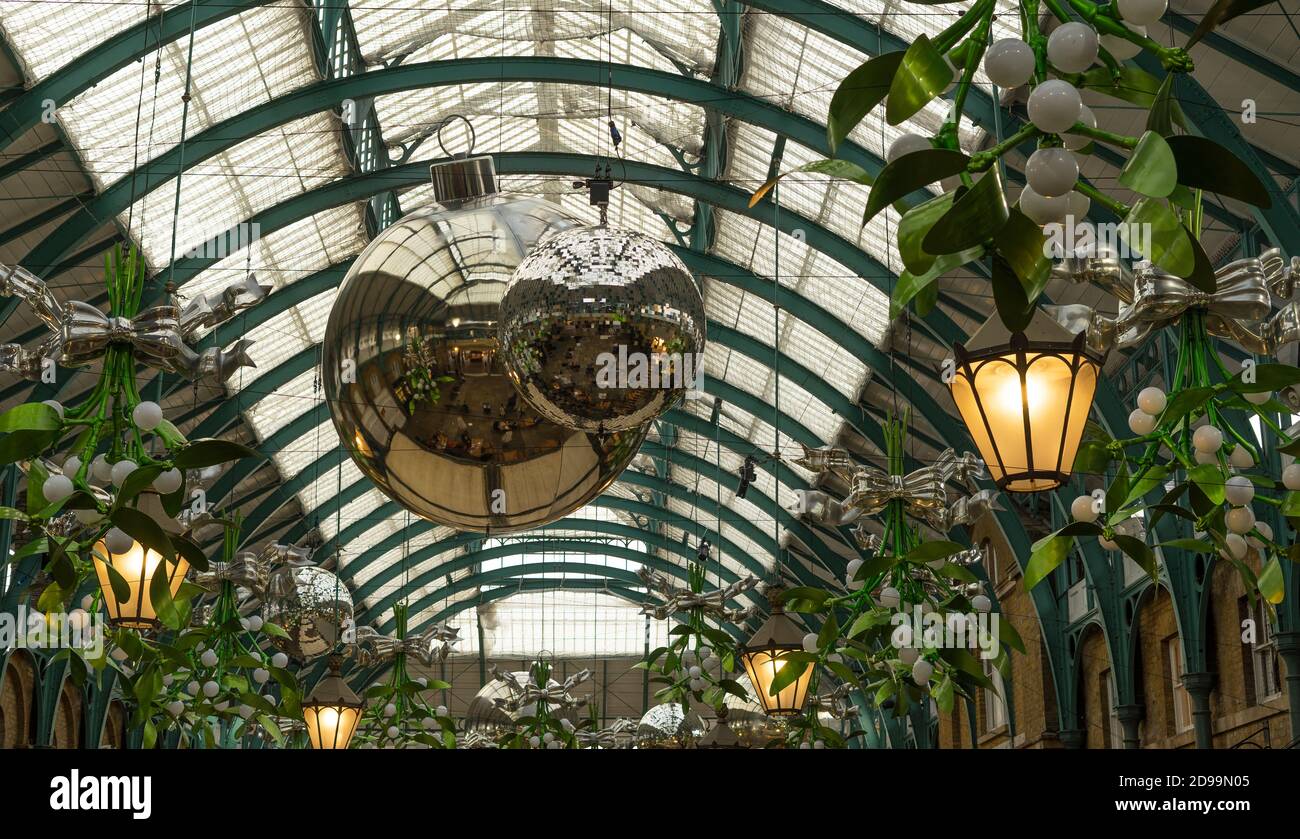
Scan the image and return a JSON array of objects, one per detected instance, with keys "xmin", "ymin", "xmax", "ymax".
[
  {"xmin": 739, "ymin": 591, "xmax": 813, "ymax": 717},
  {"xmin": 948, "ymin": 313, "xmax": 1104, "ymax": 493},
  {"xmin": 301, "ymin": 656, "xmax": 363, "ymax": 750},
  {"xmin": 93, "ymin": 539, "xmax": 189, "ymax": 630}
]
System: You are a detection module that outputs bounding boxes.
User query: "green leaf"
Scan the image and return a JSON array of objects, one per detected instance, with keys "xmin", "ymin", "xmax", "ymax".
[
  {"xmin": 1145, "ymin": 73, "xmax": 1178, "ymax": 136},
  {"xmin": 1026, "ymin": 522, "xmax": 1104, "ymax": 589},
  {"xmin": 1257, "ymin": 556, "xmax": 1285, "ymax": 605},
  {"xmin": 1119, "ymin": 131, "xmax": 1178, "ymax": 198},
  {"xmin": 1120, "ymin": 198, "xmax": 1195, "ymax": 278},
  {"xmin": 0, "ymin": 505, "xmax": 29, "ymax": 521},
  {"xmin": 1159, "ymin": 385, "xmax": 1216, "ymax": 425},
  {"xmin": 0, "ymin": 429, "xmax": 56, "ymax": 465},
  {"xmin": 886, "ymin": 35, "xmax": 953, "ymax": 126},
  {"xmin": 890, "ymin": 247, "xmax": 983, "ymax": 320},
  {"xmin": 749, "ymin": 158, "xmax": 874, "ymax": 208},
  {"xmin": 101, "ymin": 559, "xmax": 132, "ymax": 604},
  {"xmin": 828, "ymin": 52, "xmax": 905, "ymax": 153},
  {"xmin": 1119, "ymin": 465, "xmax": 1170, "ymax": 512},
  {"xmin": 1182, "ymin": 223, "xmax": 1218, "ymax": 294},
  {"xmin": 149, "ymin": 559, "xmax": 183, "ymax": 630},
  {"xmin": 923, "ymin": 169, "xmax": 1010, "ymax": 255},
  {"xmin": 171, "ymin": 438, "xmax": 259, "ymax": 470},
  {"xmin": 992, "ymin": 207, "xmax": 1051, "ymax": 303},
  {"xmin": 170, "ymin": 533, "xmax": 210, "ymax": 573},
  {"xmin": 862, "ymin": 149, "xmax": 969, "ymax": 226},
  {"xmin": 933, "ymin": 675, "xmax": 955, "ymax": 713},
  {"xmin": 991, "ymin": 254, "xmax": 1035, "ymax": 332},
  {"xmin": 779, "ymin": 586, "xmax": 831, "ymax": 611},
  {"xmin": 109, "ymin": 507, "xmax": 175, "ymax": 561},
  {"xmin": 768, "ymin": 655, "xmax": 810, "ymax": 696},
  {"xmin": 1159, "ymin": 538, "xmax": 1216, "ymax": 553},
  {"xmin": 1166, "ymin": 135, "xmax": 1272, "ymax": 208},
  {"xmin": 1113, "ymin": 534, "xmax": 1156, "ymax": 580},
  {"xmin": 0, "ymin": 402, "xmax": 62, "ymax": 432},
  {"xmin": 1230, "ymin": 363, "xmax": 1300, "ymax": 393},
  {"xmin": 113, "ymin": 464, "xmax": 164, "ymax": 509},
  {"xmin": 1081, "ymin": 66, "xmax": 1179, "ymax": 114},
  {"xmin": 897, "ymin": 192, "xmax": 955, "ymax": 276},
  {"xmin": 997, "ymin": 618, "xmax": 1026, "ymax": 655},
  {"xmin": 816, "ymin": 612, "xmax": 840, "ymax": 650},
  {"xmin": 1187, "ymin": 0, "xmax": 1281, "ymax": 47},
  {"xmin": 1188, "ymin": 463, "xmax": 1226, "ymax": 506},
  {"xmin": 1074, "ymin": 440, "xmax": 1113, "ymax": 475},
  {"xmin": 261, "ymin": 621, "xmax": 290, "ymax": 639}
]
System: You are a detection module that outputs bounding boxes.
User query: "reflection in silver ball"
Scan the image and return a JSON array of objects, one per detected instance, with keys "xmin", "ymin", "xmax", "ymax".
[
  {"xmin": 463, "ymin": 671, "xmax": 580, "ymax": 735},
  {"xmin": 635, "ymin": 703, "xmax": 703, "ymax": 749},
  {"xmin": 261, "ymin": 565, "xmax": 354, "ymax": 661},
  {"xmin": 321, "ymin": 194, "xmax": 648, "ymax": 533},
  {"xmin": 500, "ymin": 225, "xmax": 706, "ymax": 434}
]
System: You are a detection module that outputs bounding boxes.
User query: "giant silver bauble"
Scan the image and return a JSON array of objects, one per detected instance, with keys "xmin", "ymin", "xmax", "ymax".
[
  {"xmin": 499, "ymin": 225, "xmax": 706, "ymax": 434},
  {"xmin": 321, "ymin": 194, "xmax": 648, "ymax": 533},
  {"xmin": 463, "ymin": 671, "xmax": 580, "ymax": 734},
  {"xmin": 634, "ymin": 702, "xmax": 703, "ymax": 749},
  {"xmin": 261, "ymin": 565, "xmax": 354, "ymax": 661}
]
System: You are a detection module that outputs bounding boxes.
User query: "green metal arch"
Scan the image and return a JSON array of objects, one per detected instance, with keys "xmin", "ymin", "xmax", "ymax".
[{"xmin": 345, "ymin": 513, "xmax": 761, "ymax": 602}]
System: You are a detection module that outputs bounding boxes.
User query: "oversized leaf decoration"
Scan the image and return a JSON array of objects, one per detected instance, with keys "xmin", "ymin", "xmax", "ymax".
[
  {"xmin": 891, "ymin": 247, "xmax": 984, "ymax": 319},
  {"xmin": 886, "ymin": 35, "xmax": 953, "ymax": 126},
  {"xmin": 1183, "ymin": 223, "xmax": 1218, "ymax": 294},
  {"xmin": 1119, "ymin": 130, "xmax": 1178, "ymax": 198},
  {"xmin": 1187, "ymin": 0, "xmax": 1281, "ymax": 47},
  {"xmin": 992, "ymin": 207, "xmax": 1051, "ymax": 302},
  {"xmin": 897, "ymin": 192, "xmax": 956, "ymax": 275},
  {"xmin": 862, "ymin": 148, "xmax": 969, "ymax": 225},
  {"xmin": 750, "ymin": 159, "xmax": 874, "ymax": 208},
  {"xmin": 922, "ymin": 169, "xmax": 1010, "ymax": 255},
  {"xmin": 828, "ymin": 52, "xmax": 905, "ymax": 153},
  {"xmin": 1165, "ymin": 135, "xmax": 1272, "ymax": 208},
  {"xmin": 992, "ymin": 255, "xmax": 1035, "ymax": 332},
  {"xmin": 1120, "ymin": 198, "xmax": 1195, "ymax": 278},
  {"xmin": 1081, "ymin": 66, "xmax": 1184, "ymax": 120},
  {"xmin": 1146, "ymin": 74, "xmax": 1179, "ymax": 136},
  {"xmin": 1257, "ymin": 555, "xmax": 1285, "ymax": 605}
]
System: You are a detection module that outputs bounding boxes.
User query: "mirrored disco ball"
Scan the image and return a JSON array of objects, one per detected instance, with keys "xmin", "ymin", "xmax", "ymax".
[
  {"xmin": 499, "ymin": 225, "xmax": 706, "ymax": 434},
  {"xmin": 321, "ymin": 193, "xmax": 648, "ymax": 533},
  {"xmin": 261, "ymin": 565, "xmax": 354, "ymax": 662}
]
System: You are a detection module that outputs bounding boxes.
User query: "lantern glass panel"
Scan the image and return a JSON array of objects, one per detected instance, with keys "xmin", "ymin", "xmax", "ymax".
[
  {"xmin": 741, "ymin": 648, "xmax": 813, "ymax": 716},
  {"xmin": 93, "ymin": 540, "xmax": 189, "ymax": 629},
  {"xmin": 303, "ymin": 704, "xmax": 361, "ymax": 750}
]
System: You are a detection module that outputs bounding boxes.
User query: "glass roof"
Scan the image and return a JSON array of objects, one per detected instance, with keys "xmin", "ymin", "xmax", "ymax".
[{"xmin": 15, "ymin": 0, "xmax": 1273, "ymax": 656}]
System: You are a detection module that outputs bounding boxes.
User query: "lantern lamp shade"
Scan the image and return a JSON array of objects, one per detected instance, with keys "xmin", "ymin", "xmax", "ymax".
[
  {"xmin": 302, "ymin": 658, "xmax": 364, "ymax": 750},
  {"xmin": 698, "ymin": 707, "xmax": 746, "ymax": 749},
  {"xmin": 93, "ymin": 539, "xmax": 190, "ymax": 630},
  {"xmin": 740, "ymin": 608, "xmax": 813, "ymax": 717},
  {"xmin": 948, "ymin": 331, "xmax": 1102, "ymax": 493}
]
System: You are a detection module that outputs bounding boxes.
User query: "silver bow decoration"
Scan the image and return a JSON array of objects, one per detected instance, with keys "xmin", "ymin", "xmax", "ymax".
[
  {"xmin": 576, "ymin": 717, "xmax": 636, "ymax": 749},
  {"xmin": 489, "ymin": 665, "xmax": 591, "ymax": 712},
  {"xmin": 636, "ymin": 566, "xmax": 758, "ymax": 624},
  {"xmin": 0, "ymin": 262, "xmax": 266, "ymax": 384},
  {"xmin": 194, "ymin": 552, "xmax": 269, "ymax": 594},
  {"xmin": 812, "ymin": 683, "xmax": 860, "ymax": 720},
  {"xmin": 350, "ymin": 621, "xmax": 460, "ymax": 667},
  {"xmin": 791, "ymin": 444, "xmax": 991, "ymax": 534},
  {"xmin": 1047, "ymin": 248, "xmax": 1300, "ymax": 355}
]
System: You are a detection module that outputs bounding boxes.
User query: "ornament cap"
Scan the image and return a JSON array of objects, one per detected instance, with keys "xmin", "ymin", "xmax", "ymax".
[{"xmin": 429, "ymin": 154, "xmax": 498, "ymax": 206}]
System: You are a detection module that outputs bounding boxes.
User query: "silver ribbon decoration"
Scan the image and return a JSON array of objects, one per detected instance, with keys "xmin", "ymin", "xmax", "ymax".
[
  {"xmin": 350, "ymin": 621, "xmax": 460, "ymax": 668},
  {"xmin": 636, "ymin": 566, "xmax": 758, "ymax": 624},
  {"xmin": 0, "ymin": 262, "xmax": 266, "ymax": 384},
  {"xmin": 576, "ymin": 718, "xmax": 636, "ymax": 749},
  {"xmin": 812, "ymin": 683, "xmax": 860, "ymax": 720},
  {"xmin": 194, "ymin": 552, "xmax": 269, "ymax": 594},
  {"xmin": 1048, "ymin": 248, "xmax": 1300, "ymax": 355},
  {"xmin": 489, "ymin": 665, "xmax": 591, "ymax": 712},
  {"xmin": 791, "ymin": 443, "xmax": 991, "ymax": 534}
]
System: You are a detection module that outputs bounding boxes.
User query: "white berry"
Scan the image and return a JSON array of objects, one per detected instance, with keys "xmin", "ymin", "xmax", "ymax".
[
  {"xmin": 271, "ymin": 653, "xmax": 289, "ymax": 669},
  {"xmin": 42, "ymin": 399, "xmax": 64, "ymax": 419},
  {"xmin": 91, "ymin": 454, "xmax": 113, "ymax": 483},
  {"xmin": 110, "ymin": 459, "xmax": 138, "ymax": 486},
  {"xmin": 252, "ymin": 668, "xmax": 270, "ymax": 685},
  {"xmin": 1192, "ymin": 425, "xmax": 1223, "ymax": 453},
  {"xmin": 247, "ymin": 615, "xmax": 264, "ymax": 632},
  {"xmin": 1128, "ymin": 408, "xmax": 1157, "ymax": 435},
  {"xmin": 899, "ymin": 646, "xmax": 919, "ymax": 664},
  {"xmin": 43, "ymin": 474, "xmax": 74, "ymax": 503},
  {"xmin": 200, "ymin": 649, "xmax": 219, "ymax": 667},
  {"xmin": 1063, "ymin": 105, "xmax": 1097, "ymax": 151},
  {"xmin": 1101, "ymin": 24, "xmax": 1146, "ymax": 60},
  {"xmin": 62, "ymin": 456, "xmax": 82, "ymax": 479},
  {"xmin": 1020, "ymin": 185, "xmax": 1071, "ymax": 225},
  {"xmin": 972, "ymin": 594, "xmax": 993, "ymax": 613},
  {"xmin": 1136, "ymin": 387, "xmax": 1167, "ymax": 415},
  {"xmin": 912, "ymin": 659, "xmax": 935, "ymax": 686},
  {"xmin": 104, "ymin": 527, "xmax": 134, "ymax": 555},
  {"xmin": 167, "ymin": 700, "xmax": 185, "ymax": 717},
  {"xmin": 878, "ymin": 586, "xmax": 901, "ymax": 608},
  {"xmin": 1225, "ymin": 506, "xmax": 1256, "ymax": 535},
  {"xmin": 384, "ymin": 703, "xmax": 397, "ymax": 717},
  {"xmin": 1230, "ymin": 446, "xmax": 1255, "ymax": 469},
  {"xmin": 202, "ymin": 680, "xmax": 219, "ymax": 698},
  {"xmin": 1028, "ymin": 79, "xmax": 1083, "ymax": 134},
  {"xmin": 1222, "ymin": 533, "xmax": 1247, "ymax": 560},
  {"xmin": 801, "ymin": 632, "xmax": 820, "ymax": 653},
  {"xmin": 1224, "ymin": 476, "xmax": 1255, "ymax": 507},
  {"xmin": 132, "ymin": 401, "xmax": 163, "ymax": 432},
  {"xmin": 984, "ymin": 38, "xmax": 1036, "ymax": 88},
  {"xmin": 1117, "ymin": 0, "xmax": 1167, "ymax": 26},
  {"xmin": 886, "ymin": 133, "xmax": 932, "ymax": 164},
  {"xmin": 153, "ymin": 468, "xmax": 182, "ymax": 494},
  {"xmin": 1026, "ymin": 147, "xmax": 1080, "ymax": 198}
]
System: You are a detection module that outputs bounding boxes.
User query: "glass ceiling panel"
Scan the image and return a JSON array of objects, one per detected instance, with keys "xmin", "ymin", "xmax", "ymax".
[
  {"xmin": 0, "ymin": 0, "xmax": 184, "ymax": 83},
  {"xmin": 473, "ymin": 589, "xmax": 668, "ymax": 659},
  {"xmin": 349, "ymin": 0, "xmax": 717, "ymax": 75},
  {"xmin": 55, "ymin": 6, "xmax": 321, "ymax": 195}
]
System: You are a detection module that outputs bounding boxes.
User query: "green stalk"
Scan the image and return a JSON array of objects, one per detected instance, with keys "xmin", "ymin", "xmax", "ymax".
[
  {"xmin": 1074, "ymin": 180, "xmax": 1129, "ymax": 216},
  {"xmin": 1068, "ymin": 124, "xmax": 1140, "ymax": 150}
]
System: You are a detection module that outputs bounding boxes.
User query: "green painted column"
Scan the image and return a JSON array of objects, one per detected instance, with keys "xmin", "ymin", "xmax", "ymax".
[
  {"xmin": 1275, "ymin": 632, "xmax": 1300, "ymax": 743},
  {"xmin": 1116, "ymin": 704, "xmax": 1144, "ymax": 750},
  {"xmin": 1182, "ymin": 672, "xmax": 1215, "ymax": 749}
]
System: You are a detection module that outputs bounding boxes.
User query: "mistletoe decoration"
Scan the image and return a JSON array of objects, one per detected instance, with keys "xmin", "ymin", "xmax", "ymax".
[
  {"xmin": 637, "ymin": 548, "xmax": 756, "ymax": 720},
  {"xmin": 1026, "ymin": 253, "xmax": 1300, "ymax": 607},
  {"xmin": 780, "ymin": 415, "xmax": 1024, "ymax": 744},
  {"xmin": 0, "ymin": 244, "xmax": 261, "ymax": 615},
  {"xmin": 752, "ymin": 0, "xmax": 1277, "ymax": 328},
  {"xmin": 489, "ymin": 657, "xmax": 591, "ymax": 749},
  {"xmin": 351, "ymin": 604, "xmax": 456, "ymax": 749},
  {"xmin": 104, "ymin": 517, "xmax": 303, "ymax": 749}
]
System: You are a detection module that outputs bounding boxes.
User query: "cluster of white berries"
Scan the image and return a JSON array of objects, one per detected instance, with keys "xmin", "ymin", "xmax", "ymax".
[
  {"xmin": 797, "ymin": 739, "xmax": 828, "ymax": 749},
  {"xmin": 1127, "ymin": 385, "xmax": 1261, "ymax": 468},
  {"xmin": 40, "ymin": 400, "xmax": 183, "ymax": 527},
  {"xmin": 681, "ymin": 645, "xmax": 716, "ymax": 691}
]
